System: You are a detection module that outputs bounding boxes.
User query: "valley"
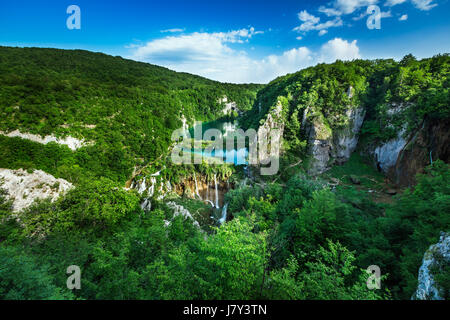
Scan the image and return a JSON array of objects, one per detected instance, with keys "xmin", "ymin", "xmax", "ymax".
[{"xmin": 0, "ymin": 47, "xmax": 448, "ymax": 300}]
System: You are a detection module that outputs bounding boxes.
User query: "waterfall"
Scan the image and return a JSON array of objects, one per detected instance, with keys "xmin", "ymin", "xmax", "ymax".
[
  {"xmin": 219, "ymin": 203, "xmax": 228, "ymax": 225},
  {"xmin": 193, "ymin": 172, "xmax": 201, "ymax": 199},
  {"xmin": 137, "ymin": 177, "xmax": 146, "ymax": 194},
  {"xmin": 301, "ymin": 105, "xmax": 311, "ymax": 129},
  {"xmin": 205, "ymin": 200, "xmax": 215, "ymax": 207},
  {"xmin": 148, "ymin": 177, "xmax": 156, "ymax": 197},
  {"xmin": 214, "ymin": 174, "xmax": 219, "ymax": 209}
]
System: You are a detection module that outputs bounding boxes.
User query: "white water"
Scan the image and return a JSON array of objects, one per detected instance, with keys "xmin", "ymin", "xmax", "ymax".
[
  {"xmin": 214, "ymin": 174, "xmax": 219, "ymax": 209},
  {"xmin": 219, "ymin": 203, "xmax": 228, "ymax": 225},
  {"xmin": 205, "ymin": 199, "xmax": 215, "ymax": 207},
  {"xmin": 138, "ymin": 177, "xmax": 147, "ymax": 194},
  {"xmin": 193, "ymin": 172, "xmax": 201, "ymax": 199}
]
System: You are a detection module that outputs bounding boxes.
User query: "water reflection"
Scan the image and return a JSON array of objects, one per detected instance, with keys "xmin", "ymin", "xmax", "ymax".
[
  {"xmin": 184, "ymin": 121, "xmax": 249, "ymax": 165},
  {"xmin": 186, "ymin": 147, "xmax": 248, "ymax": 165}
]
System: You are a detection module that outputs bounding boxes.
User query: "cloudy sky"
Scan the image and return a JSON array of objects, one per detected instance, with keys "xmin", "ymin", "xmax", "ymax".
[{"xmin": 1, "ymin": 0, "xmax": 449, "ymax": 83}]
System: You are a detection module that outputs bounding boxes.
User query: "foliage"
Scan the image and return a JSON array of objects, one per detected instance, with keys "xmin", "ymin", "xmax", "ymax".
[
  {"xmin": 0, "ymin": 48, "xmax": 448, "ymax": 300},
  {"xmin": 0, "ymin": 46, "xmax": 261, "ymax": 183}
]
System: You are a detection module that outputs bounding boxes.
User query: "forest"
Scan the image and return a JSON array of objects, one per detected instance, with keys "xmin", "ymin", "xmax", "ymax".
[{"xmin": 0, "ymin": 47, "xmax": 448, "ymax": 300}]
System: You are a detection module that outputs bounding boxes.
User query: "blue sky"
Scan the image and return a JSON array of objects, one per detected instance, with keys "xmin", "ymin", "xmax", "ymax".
[{"xmin": 1, "ymin": 0, "xmax": 449, "ymax": 83}]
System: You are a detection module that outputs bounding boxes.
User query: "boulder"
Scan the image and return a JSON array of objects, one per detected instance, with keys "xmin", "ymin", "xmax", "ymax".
[
  {"xmin": 385, "ymin": 189, "xmax": 397, "ymax": 195},
  {"xmin": 349, "ymin": 175, "xmax": 361, "ymax": 185}
]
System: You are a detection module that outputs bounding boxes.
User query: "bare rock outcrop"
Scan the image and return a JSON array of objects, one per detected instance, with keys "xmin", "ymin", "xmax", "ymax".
[
  {"xmin": 306, "ymin": 105, "xmax": 365, "ymax": 175},
  {"xmin": 414, "ymin": 232, "xmax": 449, "ymax": 300},
  {"xmin": 166, "ymin": 201, "xmax": 200, "ymax": 229},
  {"xmin": 369, "ymin": 117, "xmax": 449, "ymax": 187},
  {"xmin": 0, "ymin": 130, "xmax": 88, "ymax": 151},
  {"xmin": 0, "ymin": 168, "xmax": 73, "ymax": 212}
]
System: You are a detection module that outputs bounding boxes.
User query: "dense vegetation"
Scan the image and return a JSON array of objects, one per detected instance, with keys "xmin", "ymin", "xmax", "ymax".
[
  {"xmin": 242, "ymin": 54, "xmax": 450, "ymax": 156},
  {"xmin": 0, "ymin": 48, "xmax": 448, "ymax": 300},
  {"xmin": 1, "ymin": 159, "xmax": 448, "ymax": 299},
  {"xmin": 0, "ymin": 46, "xmax": 261, "ymax": 184}
]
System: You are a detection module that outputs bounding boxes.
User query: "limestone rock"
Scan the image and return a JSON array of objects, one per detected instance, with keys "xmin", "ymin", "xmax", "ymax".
[
  {"xmin": 166, "ymin": 201, "xmax": 200, "ymax": 229},
  {"xmin": 373, "ymin": 127, "xmax": 408, "ymax": 173},
  {"xmin": 306, "ymin": 105, "xmax": 365, "ymax": 175},
  {"xmin": 414, "ymin": 232, "xmax": 450, "ymax": 300},
  {"xmin": 0, "ymin": 129, "xmax": 89, "ymax": 151},
  {"xmin": 0, "ymin": 168, "xmax": 73, "ymax": 212}
]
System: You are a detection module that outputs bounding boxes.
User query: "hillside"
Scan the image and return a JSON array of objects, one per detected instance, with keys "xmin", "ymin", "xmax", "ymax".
[
  {"xmin": 242, "ymin": 54, "xmax": 449, "ymax": 184},
  {"xmin": 0, "ymin": 46, "xmax": 261, "ymax": 183},
  {"xmin": 0, "ymin": 47, "xmax": 448, "ymax": 301}
]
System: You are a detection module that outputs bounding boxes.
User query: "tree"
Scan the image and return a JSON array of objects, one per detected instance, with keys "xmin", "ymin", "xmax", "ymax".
[{"xmin": 0, "ymin": 246, "xmax": 73, "ymax": 300}]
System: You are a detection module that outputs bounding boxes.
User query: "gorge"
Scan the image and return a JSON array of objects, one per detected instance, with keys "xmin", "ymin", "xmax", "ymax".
[{"xmin": 0, "ymin": 47, "xmax": 448, "ymax": 300}]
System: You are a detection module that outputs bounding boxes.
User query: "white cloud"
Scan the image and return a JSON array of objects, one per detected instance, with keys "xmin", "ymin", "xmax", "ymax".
[
  {"xmin": 411, "ymin": 0, "xmax": 437, "ymax": 10},
  {"xmin": 296, "ymin": 36, "xmax": 303, "ymax": 40},
  {"xmin": 352, "ymin": 8, "xmax": 391, "ymax": 20},
  {"xmin": 294, "ymin": 10, "xmax": 343, "ymax": 35},
  {"xmin": 128, "ymin": 30, "xmax": 360, "ymax": 83},
  {"xmin": 384, "ymin": 0, "xmax": 407, "ymax": 6},
  {"xmin": 399, "ymin": 14, "xmax": 408, "ymax": 20},
  {"xmin": 319, "ymin": 0, "xmax": 379, "ymax": 16},
  {"xmin": 385, "ymin": 0, "xmax": 437, "ymax": 10},
  {"xmin": 381, "ymin": 10, "xmax": 393, "ymax": 18},
  {"xmin": 319, "ymin": 38, "xmax": 361, "ymax": 63},
  {"xmin": 263, "ymin": 47, "xmax": 314, "ymax": 78},
  {"xmin": 161, "ymin": 28, "xmax": 185, "ymax": 33},
  {"xmin": 298, "ymin": 10, "xmax": 320, "ymax": 24},
  {"xmin": 352, "ymin": 11, "xmax": 368, "ymax": 20}
]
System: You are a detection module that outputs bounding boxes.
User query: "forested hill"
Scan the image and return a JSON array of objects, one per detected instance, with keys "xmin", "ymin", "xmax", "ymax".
[
  {"xmin": 0, "ymin": 47, "xmax": 448, "ymax": 301},
  {"xmin": 0, "ymin": 46, "xmax": 261, "ymax": 183},
  {"xmin": 240, "ymin": 54, "xmax": 449, "ymax": 185},
  {"xmin": 242, "ymin": 54, "xmax": 449, "ymax": 144}
]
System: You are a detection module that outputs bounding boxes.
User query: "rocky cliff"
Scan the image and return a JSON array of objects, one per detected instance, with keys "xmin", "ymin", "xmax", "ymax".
[
  {"xmin": 0, "ymin": 168, "xmax": 73, "ymax": 212},
  {"xmin": 368, "ymin": 116, "xmax": 449, "ymax": 187},
  {"xmin": 257, "ymin": 100, "xmax": 285, "ymax": 173},
  {"xmin": 131, "ymin": 170, "xmax": 230, "ymax": 212},
  {"xmin": 392, "ymin": 118, "xmax": 450, "ymax": 186},
  {"xmin": 303, "ymin": 98, "xmax": 448, "ymax": 184},
  {"xmin": 414, "ymin": 232, "xmax": 449, "ymax": 300},
  {"xmin": 305, "ymin": 102, "xmax": 365, "ymax": 175}
]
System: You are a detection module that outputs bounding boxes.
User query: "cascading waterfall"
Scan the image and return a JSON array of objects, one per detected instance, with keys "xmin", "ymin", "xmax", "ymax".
[
  {"xmin": 219, "ymin": 203, "xmax": 228, "ymax": 225},
  {"xmin": 137, "ymin": 177, "xmax": 146, "ymax": 194},
  {"xmin": 214, "ymin": 174, "xmax": 219, "ymax": 209},
  {"xmin": 193, "ymin": 172, "xmax": 201, "ymax": 199},
  {"xmin": 148, "ymin": 177, "xmax": 156, "ymax": 197}
]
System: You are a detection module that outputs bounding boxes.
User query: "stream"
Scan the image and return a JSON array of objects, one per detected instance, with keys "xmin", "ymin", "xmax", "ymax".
[{"xmin": 185, "ymin": 120, "xmax": 248, "ymax": 225}]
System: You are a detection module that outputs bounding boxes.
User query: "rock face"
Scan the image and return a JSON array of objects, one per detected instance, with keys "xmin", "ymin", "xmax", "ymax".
[
  {"xmin": 0, "ymin": 130, "xmax": 88, "ymax": 150},
  {"xmin": 166, "ymin": 201, "xmax": 200, "ymax": 229},
  {"xmin": 306, "ymin": 105, "xmax": 365, "ymax": 175},
  {"xmin": 392, "ymin": 118, "xmax": 450, "ymax": 186},
  {"xmin": 414, "ymin": 232, "xmax": 450, "ymax": 300},
  {"xmin": 132, "ymin": 171, "xmax": 230, "ymax": 210},
  {"xmin": 0, "ymin": 168, "xmax": 73, "ymax": 212},
  {"xmin": 220, "ymin": 96, "xmax": 240, "ymax": 116},
  {"xmin": 256, "ymin": 100, "xmax": 284, "ymax": 174},
  {"xmin": 373, "ymin": 127, "xmax": 408, "ymax": 173},
  {"xmin": 332, "ymin": 107, "xmax": 366, "ymax": 163},
  {"xmin": 369, "ymin": 117, "xmax": 449, "ymax": 186}
]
